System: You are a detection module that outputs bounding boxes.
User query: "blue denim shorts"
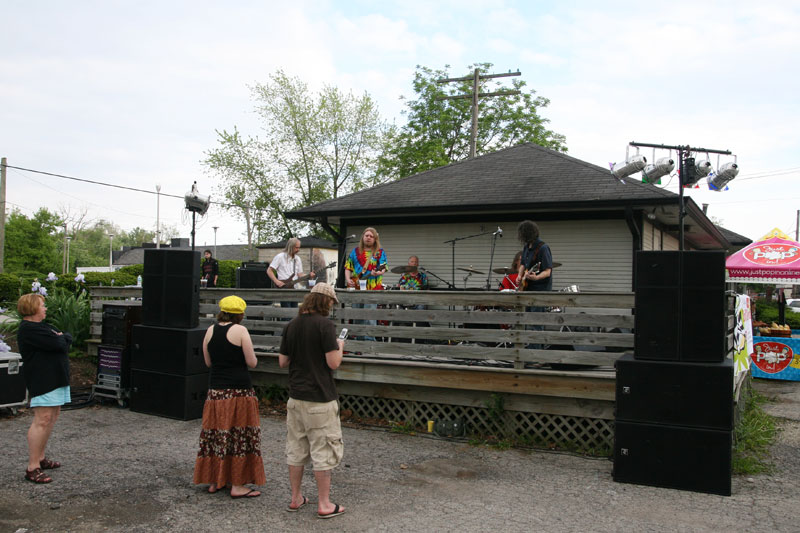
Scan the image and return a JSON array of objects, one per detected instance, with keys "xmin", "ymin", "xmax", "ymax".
[{"xmin": 30, "ymin": 386, "xmax": 71, "ymax": 407}]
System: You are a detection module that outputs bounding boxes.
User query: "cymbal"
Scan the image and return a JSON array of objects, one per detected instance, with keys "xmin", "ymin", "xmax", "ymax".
[
  {"xmin": 458, "ymin": 265, "xmax": 485, "ymax": 275},
  {"xmin": 493, "ymin": 267, "xmax": 515, "ymax": 275},
  {"xmin": 391, "ymin": 265, "xmax": 419, "ymax": 274}
]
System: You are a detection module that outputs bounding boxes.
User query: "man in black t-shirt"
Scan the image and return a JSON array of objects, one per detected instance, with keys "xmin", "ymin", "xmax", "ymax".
[{"xmin": 279, "ymin": 282, "xmax": 347, "ymax": 519}]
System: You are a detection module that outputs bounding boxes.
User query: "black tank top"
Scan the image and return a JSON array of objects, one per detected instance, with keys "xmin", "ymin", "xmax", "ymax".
[{"xmin": 207, "ymin": 323, "xmax": 252, "ymax": 389}]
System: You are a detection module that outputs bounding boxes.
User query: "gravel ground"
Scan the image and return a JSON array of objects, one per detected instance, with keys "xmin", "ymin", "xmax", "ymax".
[{"xmin": 0, "ymin": 378, "xmax": 797, "ymax": 533}]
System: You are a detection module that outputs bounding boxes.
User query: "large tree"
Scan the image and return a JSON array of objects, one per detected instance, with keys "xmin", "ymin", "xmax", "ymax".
[
  {"xmin": 3, "ymin": 208, "xmax": 63, "ymax": 273},
  {"xmin": 204, "ymin": 70, "xmax": 388, "ymax": 243},
  {"xmin": 378, "ymin": 63, "xmax": 567, "ymax": 179}
]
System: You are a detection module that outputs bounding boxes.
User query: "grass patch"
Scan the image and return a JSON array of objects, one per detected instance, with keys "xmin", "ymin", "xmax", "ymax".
[
  {"xmin": 733, "ymin": 388, "xmax": 778, "ymax": 475},
  {"xmin": 390, "ymin": 421, "xmax": 417, "ymax": 435}
]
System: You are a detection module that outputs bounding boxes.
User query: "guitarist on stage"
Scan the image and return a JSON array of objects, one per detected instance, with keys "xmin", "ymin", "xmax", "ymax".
[
  {"xmin": 268, "ymin": 238, "xmax": 314, "ymax": 308},
  {"xmin": 517, "ymin": 220, "xmax": 553, "ymax": 352},
  {"xmin": 517, "ymin": 220, "xmax": 553, "ymax": 292}
]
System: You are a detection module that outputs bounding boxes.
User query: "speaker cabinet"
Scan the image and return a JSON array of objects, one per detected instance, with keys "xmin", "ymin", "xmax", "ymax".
[
  {"xmin": 615, "ymin": 354, "xmax": 733, "ymax": 430},
  {"xmin": 613, "ymin": 420, "xmax": 732, "ymax": 496},
  {"xmin": 635, "ymin": 251, "xmax": 727, "ymax": 362},
  {"xmin": 142, "ymin": 249, "xmax": 200, "ymax": 328},
  {"xmin": 101, "ymin": 302, "xmax": 142, "ymax": 346},
  {"xmin": 129, "ymin": 369, "xmax": 208, "ymax": 421},
  {"xmin": 131, "ymin": 325, "xmax": 207, "ymax": 375},
  {"xmin": 236, "ymin": 266, "xmax": 271, "ymax": 288}
]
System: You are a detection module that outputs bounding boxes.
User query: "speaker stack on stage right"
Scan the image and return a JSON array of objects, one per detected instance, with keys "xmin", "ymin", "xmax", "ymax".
[
  {"xmin": 129, "ymin": 249, "xmax": 208, "ymax": 421},
  {"xmin": 614, "ymin": 250, "xmax": 734, "ymax": 496}
]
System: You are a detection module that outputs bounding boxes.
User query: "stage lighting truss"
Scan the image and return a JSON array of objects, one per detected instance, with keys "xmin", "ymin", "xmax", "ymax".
[{"xmin": 614, "ymin": 145, "xmax": 740, "ymax": 191}]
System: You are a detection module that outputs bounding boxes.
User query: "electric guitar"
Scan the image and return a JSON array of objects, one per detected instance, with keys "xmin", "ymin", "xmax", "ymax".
[
  {"xmin": 517, "ymin": 262, "xmax": 541, "ymax": 292},
  {"xmin": 350, "ymin": 267, "xmax": 386, "ymax": 290},
  {"xmin": 277, "ymin": 261, "xmax": 336, "ymax": 289}
]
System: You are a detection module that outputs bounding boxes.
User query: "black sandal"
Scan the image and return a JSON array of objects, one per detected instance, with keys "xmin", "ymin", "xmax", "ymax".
[
  {"xmin": 25, "ymin": 468, "xmax": 53, "ymax": 484},
  {"xmin": 40, "ymin": 458, "xmax": 61, "ymax": 469}
]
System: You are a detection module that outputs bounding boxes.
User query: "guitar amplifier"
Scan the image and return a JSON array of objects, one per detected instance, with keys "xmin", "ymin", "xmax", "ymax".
[{"xmin": 0, "ymin": 353, "xmax": 27, "ymax": 408}]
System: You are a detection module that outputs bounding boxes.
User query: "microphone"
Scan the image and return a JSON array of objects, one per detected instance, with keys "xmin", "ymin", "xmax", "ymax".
[
  {"xmin": 494, "ymin": 227, "xmax": 503, "ymax": 237},
  {"xmin": 345, "ymin": 234, "xmax": 357, "ymax": 240}
]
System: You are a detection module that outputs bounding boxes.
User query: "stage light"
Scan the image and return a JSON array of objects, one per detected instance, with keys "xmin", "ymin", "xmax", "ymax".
[
  {"xmin": 682, "ymin": 158, "xmax": 712, "ymax": 187},
  {"xmin": 184, "ymin": 181, "xmax": 210, "ymax": 215},
  {"xmin": 611, "ymin": 154, "xmax": 647, "ymax": 180},
  {"xmin": 642, "ymin": 157, "xmax": 675, "ymax": 184},
  {"xmin": 708, "ymin": 162, "xmax": 740, "ymax": 190}
]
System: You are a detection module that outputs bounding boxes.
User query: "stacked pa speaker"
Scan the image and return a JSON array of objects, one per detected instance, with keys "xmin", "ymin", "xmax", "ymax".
[
  {"xmin": 613, "ymin": 251, "xmax": 733, "ymax": 496},
  {"xmin": 129, "ymin": 249, "xmax": 208, "ymax": 420}
]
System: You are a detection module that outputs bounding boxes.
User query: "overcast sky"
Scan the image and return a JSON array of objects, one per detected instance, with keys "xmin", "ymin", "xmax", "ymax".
[{"xmin": 2, "ymin": 0, "xmax": 799, "ymax": 249}]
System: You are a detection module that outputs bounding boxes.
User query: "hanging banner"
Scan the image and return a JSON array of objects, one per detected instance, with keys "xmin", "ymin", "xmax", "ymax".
[{"xmin": 733, "ymin": 295, "xmax": 753, "ymax": 379}]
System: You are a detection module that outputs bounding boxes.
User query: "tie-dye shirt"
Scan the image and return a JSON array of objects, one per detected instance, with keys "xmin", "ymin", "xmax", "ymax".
[
  {"xmin": 398, "ymin": 271, "xmax": 427, "ymax": 290},
  {"xmin": 345, "ymin": 247, "xmax": 387, "ymax": 290}
]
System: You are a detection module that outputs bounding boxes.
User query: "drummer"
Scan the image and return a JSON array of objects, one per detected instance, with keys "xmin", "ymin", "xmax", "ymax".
[
  {"xmin": 398, "ymin": 256, "xmax": 428, "ymax": 290},
  {"xmin": 499, "ymin": 252, "xmax": 522, "ymax": 290}
]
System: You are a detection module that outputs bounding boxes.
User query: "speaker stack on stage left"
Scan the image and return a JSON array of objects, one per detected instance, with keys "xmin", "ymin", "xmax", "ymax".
[
  {"xmin": 129, "ymin": 249, "xmax": 208, "ymax": 421},
  {"xmin": 613, "ymin": 251, "xmax": 733, "ymax": 496}
]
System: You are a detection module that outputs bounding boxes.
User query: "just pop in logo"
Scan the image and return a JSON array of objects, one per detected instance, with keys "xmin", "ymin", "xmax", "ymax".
[
  {"xmin": 744, "ymin": 244, "xmax": 800, "ymax": 266},
  {"xmin": 752, "ymin": 341, "xmax": 793, "ymax": 374}
]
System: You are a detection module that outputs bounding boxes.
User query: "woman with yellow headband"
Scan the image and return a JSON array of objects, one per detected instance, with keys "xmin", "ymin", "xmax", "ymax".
[{"xmin": 193, "ymin": 295, "xmax": 265, "ymax": 499}]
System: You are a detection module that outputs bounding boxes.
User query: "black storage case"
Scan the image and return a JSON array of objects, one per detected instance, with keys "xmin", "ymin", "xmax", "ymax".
[
  {"xmin": 102, "ymin": 301, "xmax": 142, "ymax": 345},
  {"xmin": 129, "ymin": 369, "xmax": 208, "ymax": 421},
  {"xmin": 634, "ymin": 251, "xmax": 728, "ymax": 362},
  {"xmin": 0, "ymin": 353, "xmax": 27, "ymax": 407},
  {"xmin": 613, "ymin": 420, "xmax": 732, "ymax": 496},
  {"xmin": 131, "ymin": 324, "xmax": 207, "ymax": 375},
  {"xmin": 142, "ymin": 249, "xmax": 200, "ymax": 328},
  {"xmin": 615, "ymin": 353, "xmax": 734, "ymax": 430}
]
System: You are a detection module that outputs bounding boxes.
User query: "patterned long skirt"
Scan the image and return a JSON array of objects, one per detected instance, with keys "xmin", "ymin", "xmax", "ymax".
[{"xmin": 193, "ymin": 388, "xmax": 266, "ymax": 487}]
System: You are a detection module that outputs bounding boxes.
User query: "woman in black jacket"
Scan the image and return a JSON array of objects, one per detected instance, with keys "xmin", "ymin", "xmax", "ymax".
[{"xmin": 16, "ymin": 293, "xmax": 73, "ymax": 484}]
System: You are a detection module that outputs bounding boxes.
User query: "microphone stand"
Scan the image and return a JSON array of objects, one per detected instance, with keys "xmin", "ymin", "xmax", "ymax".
[
  {"xmin": 420, "ymin": 267, "xmax": 455, "ymax": 289},
  {"xmin": 443, "ymin": 230, "xmax": 497, "ymax": 288},
  {"xmin": 485, "ymin": 232, "xmax": 501, "ymax": 290}
]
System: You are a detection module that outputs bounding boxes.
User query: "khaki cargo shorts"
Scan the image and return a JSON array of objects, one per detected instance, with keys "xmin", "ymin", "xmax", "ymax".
[{"xmin": 286, "ymin": 398, "xmax": 344, "ymax": 471}]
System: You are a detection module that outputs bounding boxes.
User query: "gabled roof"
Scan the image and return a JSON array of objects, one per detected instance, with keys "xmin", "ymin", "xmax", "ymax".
[
  {"xmin": 114, "ymin": 243, "xmax": 257, "ymax": 266},
  {"xmin": 288, "ymin": 142, "xmax": 676, "ymax": 220}
]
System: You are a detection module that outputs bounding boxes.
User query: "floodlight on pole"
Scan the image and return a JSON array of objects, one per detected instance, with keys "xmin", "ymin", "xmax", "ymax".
[
  {"xmin": 682, "ymin": 159, "xmax": 712, "ymax": 187},
  {"xmin": 708, "ymin": 162, "xmax": 740, "ymax": 191},
  {"xmin": 642, "ymin": 157, "xmax": 675, "ymax": 183},
  {"xmin": 610, "ymin": 154, "xmax": 647, "ymax": 180}
]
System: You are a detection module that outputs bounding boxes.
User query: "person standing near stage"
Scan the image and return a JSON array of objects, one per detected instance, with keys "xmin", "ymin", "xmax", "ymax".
[
  {"xmin": 17, "ymin": 293, "xmax": 73, "ymax": 484},
  {"xmin": 279, "ymin": 283, "xmax": 347, "ymax": 519},
  {"xmin": 194, "ymin": 296, "xmax": 265, "ymax": 498},
  {"xmin": 344, "ymin": 228, "xmax": 387, "ymax": 290},
  {"xmin": 201, "ymin": 250, "xmax": 219, "ymax": 288},
  {"xmin": 398, "ymin": 255, "xmax": 428, "ymax": 290}
]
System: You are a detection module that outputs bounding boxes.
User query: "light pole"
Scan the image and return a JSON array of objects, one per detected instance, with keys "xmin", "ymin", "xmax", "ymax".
[
  {"xmin": 107, "ymin": 233, "xmax": 115, "ymax": 271},
  {"xmin": 212, "ymin": 226, "xmax": 219, "ymax": 258},
  {"xmin": 62, "ymin": 224, "xmax": 68, "ymax": 274},
  {"xmin": 66, "ymin": 236, "xmax": 71, "ymax": 273},
  {"xmin": 156, "ymin": 184, "xmax": 161, "ymax": 249}
]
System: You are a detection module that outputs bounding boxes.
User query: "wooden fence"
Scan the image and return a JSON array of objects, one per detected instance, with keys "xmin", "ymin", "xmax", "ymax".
[{"xmin": 89, "ymin": 287, "xmax": 635, "ymax": 449}]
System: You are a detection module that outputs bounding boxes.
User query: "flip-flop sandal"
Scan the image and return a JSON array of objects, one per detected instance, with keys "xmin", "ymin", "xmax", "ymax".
[
  {"xmin": 287, "ymin": 495, "xmax": 308, "ymax": 512},
  {"xmin": 25, "ymin": 468, "xmax": 53, "ymax": 484},
  {"xmin": 40, "ymin": 458, "xmax": 61, "ymax": 470},
  {"xmin": 318, "ymin": 504, "xmax": 345, "ymax": 519},
  {"xmin": 230, "ymin": 489, "xmax": 261, "ymax": 499}
]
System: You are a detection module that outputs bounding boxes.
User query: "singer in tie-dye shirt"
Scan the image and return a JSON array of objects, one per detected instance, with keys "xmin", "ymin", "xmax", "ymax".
[{"xmin": 344, "ymin": 228, "xmax": 388, "ymax": 291}]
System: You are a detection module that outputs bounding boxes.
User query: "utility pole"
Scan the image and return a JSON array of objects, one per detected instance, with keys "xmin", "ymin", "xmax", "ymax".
[
  {"xmin": 0, "ymin": 157, "xmax": 6, "ymax": 273},
  {"xmin": 62, "ymin": 224, "xmax": 68, "ymax": 274},
  {"xmin": 212, "ymin": 226, "xmax": 219, "ymax": 258},
  {"xmin": 436, "ymin": 69, "xmax": 521, "ymax": 158},
  {"xmin": 156, "ymin": 184, "xmax": 162, "ymax": 249},
  {"xmin": 796, "ymin": 209, "xmax": 798, "ymax": 242}
]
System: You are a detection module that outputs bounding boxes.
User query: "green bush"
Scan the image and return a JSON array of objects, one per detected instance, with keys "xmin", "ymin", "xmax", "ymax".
[
  {"xmin": 118, "ymin": 264, "xmax": 144, "ymax": 277},
  {"xmin": 0, "ymin": 273, "xmax": 22, "ymax": 304},
  {"xmin": 81, "ymin": 271, "xmax": 137, "ymax": 288},
  {"xmin": 44, "ymin": 287, "xmax": 91, "ymax": 348},
  {"xmin": 218, "ymin": 260, "xmax": 242, "ymax": 288},
  {"xmin": 754, "ymin": 300, "xmax": 800, "ymax": 329}
]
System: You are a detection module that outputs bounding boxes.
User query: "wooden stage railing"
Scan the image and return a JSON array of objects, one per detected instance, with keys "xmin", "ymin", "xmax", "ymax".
[{"xmin": 89, "ymin": 287, "xmax": 635, "ymax": 449}]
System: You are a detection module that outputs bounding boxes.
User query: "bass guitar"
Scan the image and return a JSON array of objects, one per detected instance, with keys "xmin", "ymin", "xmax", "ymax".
[
  {"xmin": 277, "ymin": 261, "xmax": 337, "ymax": 289},
  {"xmin": 517, "ymin": 262, "xmax": 541, "ymax": 292}
]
